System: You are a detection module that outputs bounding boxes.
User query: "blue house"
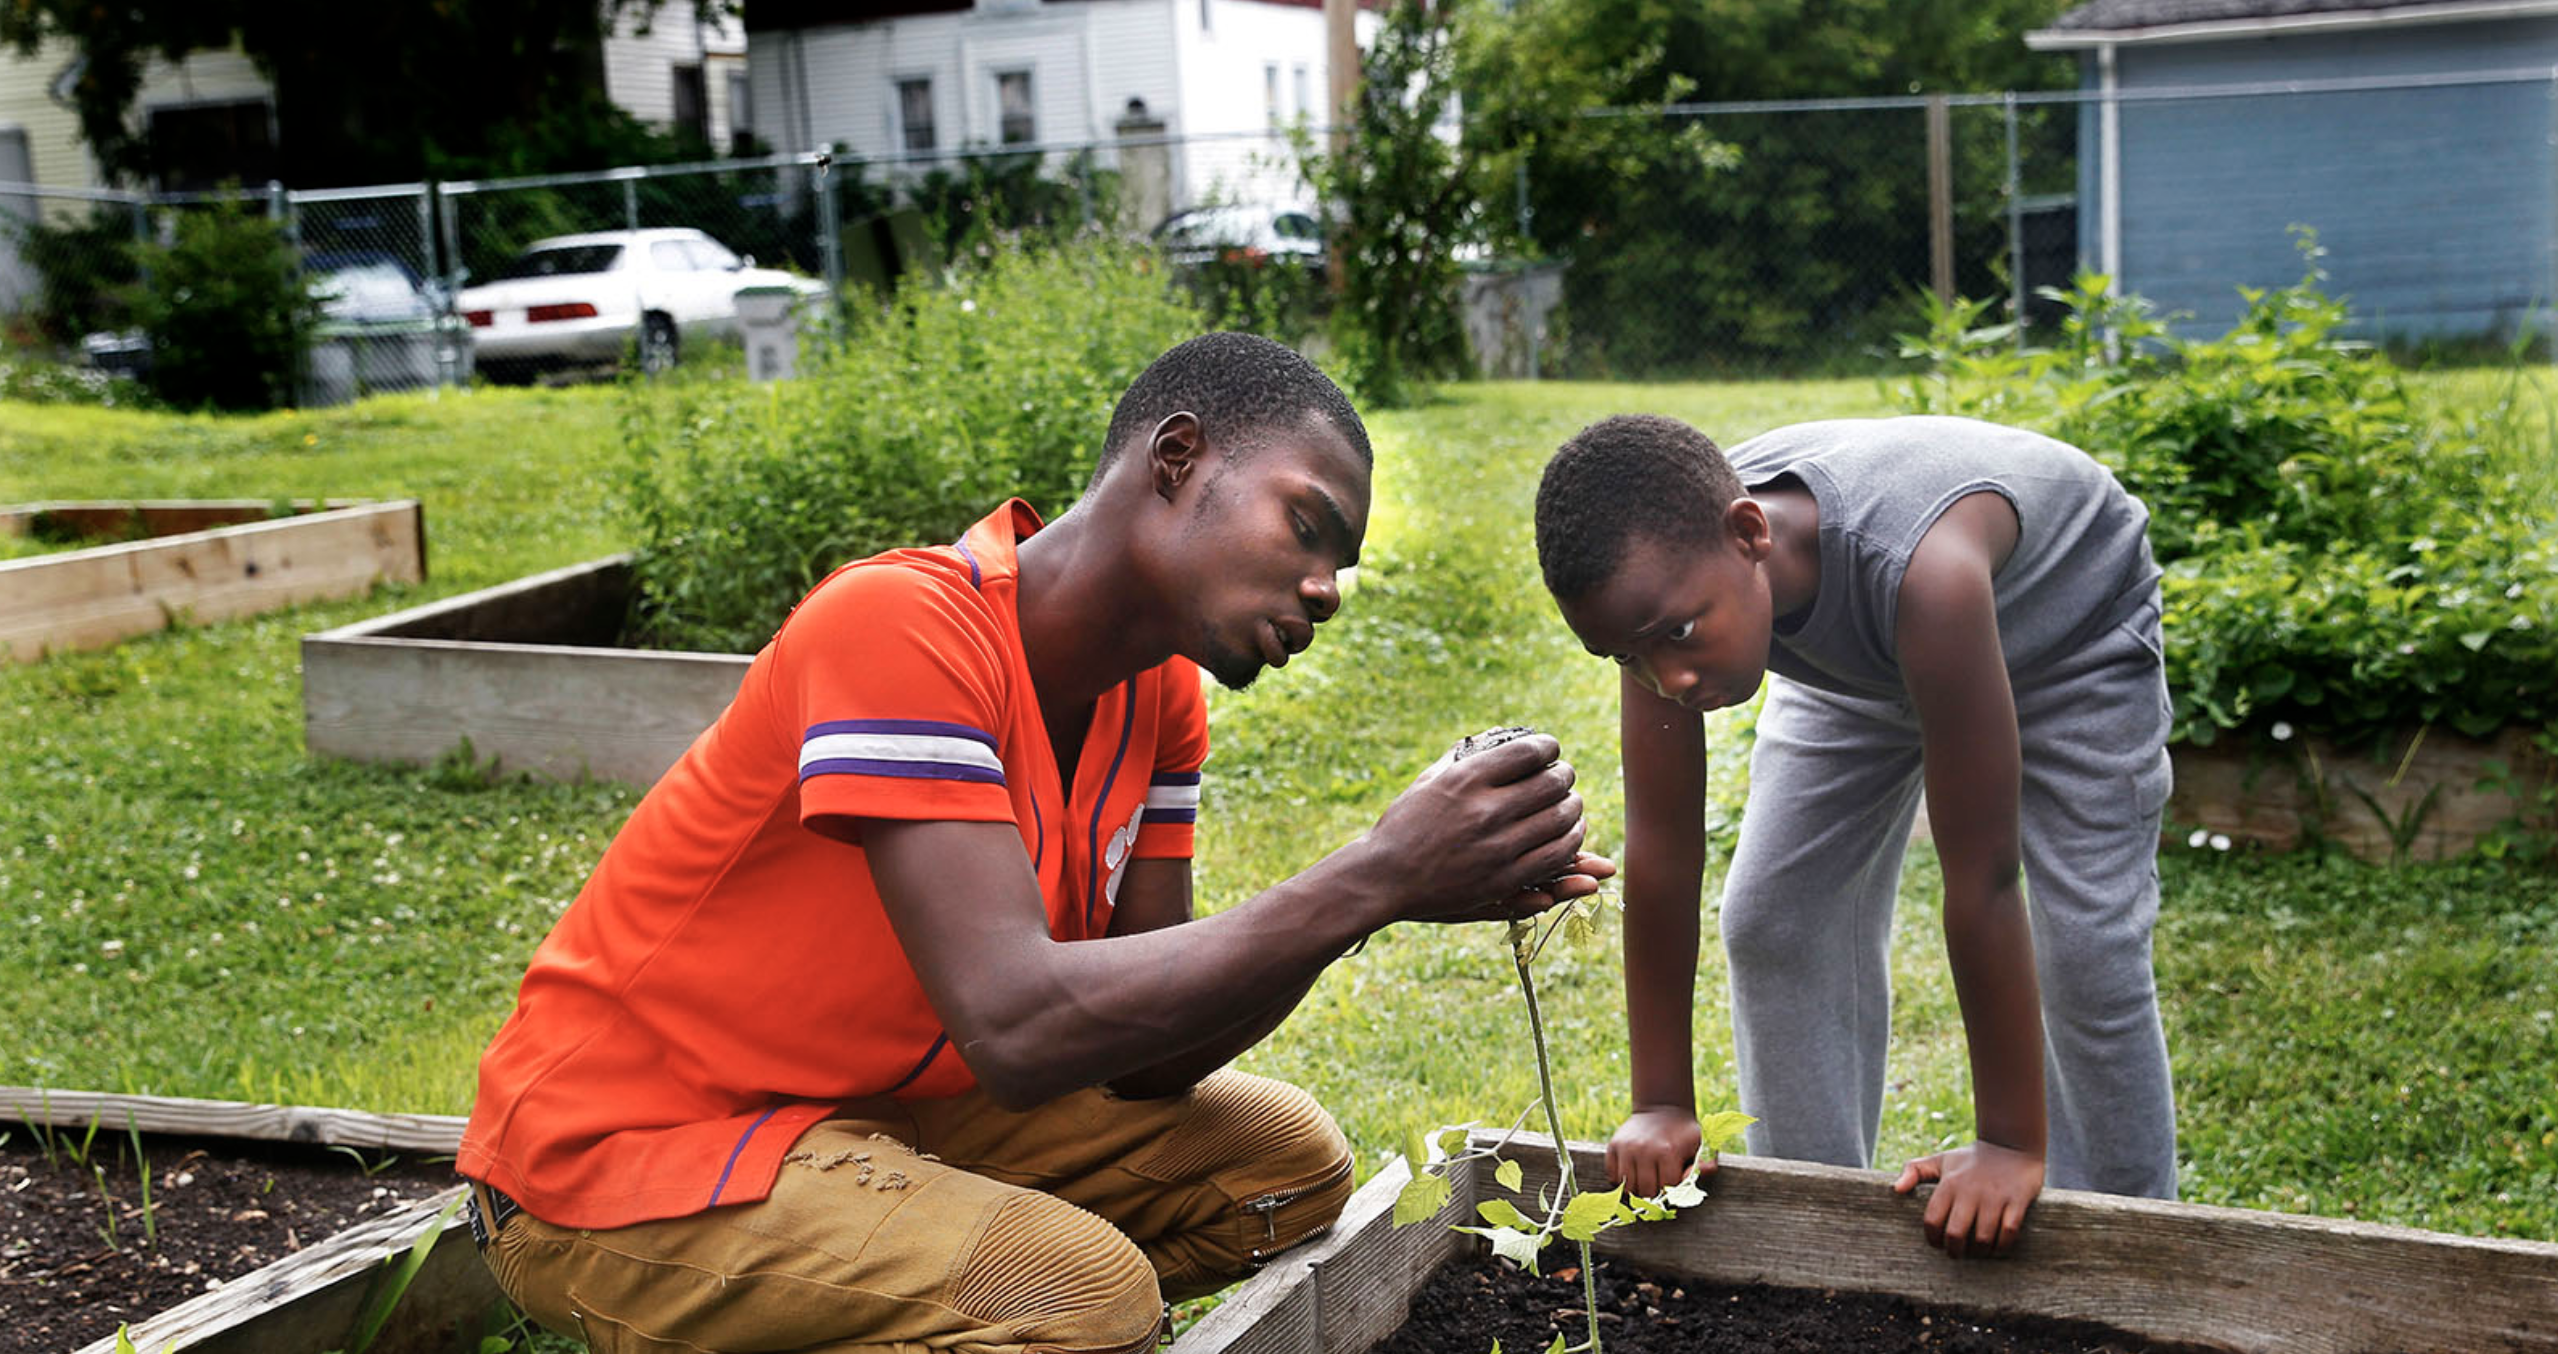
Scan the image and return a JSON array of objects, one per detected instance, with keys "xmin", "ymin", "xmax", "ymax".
[{"xmin": 2026, "ymin": 0, "xmax": 2558, "ymax": 344}]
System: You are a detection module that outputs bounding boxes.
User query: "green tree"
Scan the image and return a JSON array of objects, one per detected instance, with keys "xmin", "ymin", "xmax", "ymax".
[
  {"xmin": 1460, "ymin": 0, "xmax": 2077, "ymax": 375},
  {"xmin": 0, "ymin": 1, "xmax": 737, "ymax": 187}
]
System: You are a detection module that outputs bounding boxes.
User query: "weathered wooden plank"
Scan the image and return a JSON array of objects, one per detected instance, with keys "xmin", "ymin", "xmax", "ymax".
[
  {"xmin": 1176, "ymin": 1154, "xmax": 1476, "ymax": 1354},
  {"xmin": 0, "ymin": 500, "xmax": 354, "ymax": 539},
  {"xmin": 1491, "ymin": 1132, "xmax": 2558, "ymax": 1354},
  {"xmin": 300, "ymin": 555, "xmax": 753, "ymax": 786},
  {"xmin": 0, "ymin": 501, "xmax": 425, "ymax": 663},
  {"xmin": 69, "ymin": 1186, "xmax": 503, "ymax": 1354},
  {"xmin": 0, "ymin": 1087, "xmax": 465, "ymax": 1154},
  {"xmin": 2170, "ymin": 726, "xmax": 2554, "ymax": 863}
]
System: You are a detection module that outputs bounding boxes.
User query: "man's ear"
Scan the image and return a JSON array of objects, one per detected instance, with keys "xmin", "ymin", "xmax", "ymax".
[
  {"xmin": 1725, "ymin": 496, "xmax": 1774, "ymax": 561},
  {"xmin": 1148, "ymin": 412, "xmax": 1205, "ymax": 503}
]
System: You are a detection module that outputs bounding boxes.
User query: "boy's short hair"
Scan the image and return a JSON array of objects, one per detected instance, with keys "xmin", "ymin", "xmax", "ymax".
[
  {"xmin": 1534, "ymin": 414, "xmax": 1742, "ymax": 602},
  {"xmin": 1095, "ymin": 332, "xmax": 1370, "ymax": 479}
]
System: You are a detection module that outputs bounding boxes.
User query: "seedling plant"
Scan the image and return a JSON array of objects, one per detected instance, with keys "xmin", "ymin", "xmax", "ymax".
[{"xmin": 1391, "ymin": 728, "xmax": 1752, "ymax": 1354}]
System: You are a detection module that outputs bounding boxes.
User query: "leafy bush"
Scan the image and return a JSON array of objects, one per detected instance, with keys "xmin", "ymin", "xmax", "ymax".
[
  {"xmin": 127, "ymin": 197, "xmax": 324, "ymax": 412},
  {"xmin": 618, "ymin": 237, "xmax": 1204, "ymax": 653},
  {"xmin": 0, "ymin": 352, "xmax": 152, "ymax": 408},
  {"xmin": 1897, "ymin": 243, "xmax": 2557, "ymax": 747},
  {"xmin": 10, "ymin": 203, "xmax": 143, "ymax": 346}
]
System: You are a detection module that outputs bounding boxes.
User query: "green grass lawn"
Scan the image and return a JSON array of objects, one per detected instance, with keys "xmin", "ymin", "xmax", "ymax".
[{"xmin": 3, "ymin": 375, "xmax": 2553, "ymax": 1270}]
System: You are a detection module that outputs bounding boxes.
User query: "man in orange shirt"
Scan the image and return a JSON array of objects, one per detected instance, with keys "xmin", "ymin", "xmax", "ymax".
[{"xmin": 459, "ymin": 333, "xmax": 1610, "ymax": 1353}]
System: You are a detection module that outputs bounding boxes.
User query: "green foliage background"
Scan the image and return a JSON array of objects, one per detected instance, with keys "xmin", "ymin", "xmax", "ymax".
[
  {"xmin": 127, "ymin": 198, "xmax": 325, "ymax": 413},
  {"xmin": 1898, "ymin": 258, "xmax": 2558, "ymax": 748},
  {"xmin": 617, "ymin": 239, "xmax": 1203, "ymax": 653}
]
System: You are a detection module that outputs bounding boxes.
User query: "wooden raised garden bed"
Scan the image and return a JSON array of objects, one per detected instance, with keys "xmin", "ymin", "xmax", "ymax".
[
  {"xmin": 1, "ymin": 1088, "xmax": 499, "ymax": 1354},
  {"xmin": 1175, "ymin": 1130, "xmax": 2558, "ymax": 1354},
  {"xmin": 1, "ymin": 500, "xmax": 426, "ymax": 665},
  {"xmin": 300, "ymin": 555, "xmax": 750, "ymax": 786},
  {"xmin": 2169, "ymin": 726, "xmax": 2555, "ymax": 863}
]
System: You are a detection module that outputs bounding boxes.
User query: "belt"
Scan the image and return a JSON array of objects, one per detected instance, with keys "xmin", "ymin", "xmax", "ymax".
[{"xmin": 462, "ymin": 1178, "xmax": 523, "ymax": 1248}]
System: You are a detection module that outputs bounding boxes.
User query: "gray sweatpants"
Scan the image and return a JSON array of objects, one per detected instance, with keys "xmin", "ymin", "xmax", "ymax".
[{"xmin": 1719, "ymin": 599, "xmax": 2178, "ymax": 1199}]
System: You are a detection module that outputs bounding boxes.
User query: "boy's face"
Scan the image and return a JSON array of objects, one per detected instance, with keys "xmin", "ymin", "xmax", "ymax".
[{"xmin": 1555, "ymin": 522, "xmax": 1773, "ymax": 713}]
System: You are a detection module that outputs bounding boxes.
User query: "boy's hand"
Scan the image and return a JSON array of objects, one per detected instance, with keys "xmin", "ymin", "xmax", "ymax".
[
  {"xmin": 1606, "ymin": 1106, "xmax": 1710, "ymax": 1198},
  {"xmin": 1893, "ymin": 1140, "xmax": 2043, "ymax": 1258}
]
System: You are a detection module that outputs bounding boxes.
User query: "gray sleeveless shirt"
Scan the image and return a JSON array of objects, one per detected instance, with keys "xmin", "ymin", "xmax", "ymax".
[{"xmin": 1723, "ymin": 415, "xmax": 2159, "ymax": 700}]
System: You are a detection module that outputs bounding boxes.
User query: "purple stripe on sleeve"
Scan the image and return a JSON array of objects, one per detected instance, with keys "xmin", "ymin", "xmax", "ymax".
[
  {"xmin": 803, "ymin": 718, "xmax": 998, "ymax": 748},
  {"xmin": 1141, "ymin": 808, "xmax": 1199, "ymax": 825},
  {"xmin": 800, "ymin": 758, "xmax": 1007, "ymax": 785},
  {"xmin": 1149, "ymin": 771, "xmax": 1203, "ymax": 786},
  {"xmin": 954, "ymin": 538, "xmax": 983, "ymax": 589}
]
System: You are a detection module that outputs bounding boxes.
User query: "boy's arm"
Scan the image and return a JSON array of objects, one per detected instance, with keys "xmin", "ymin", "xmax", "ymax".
[
  {"xmin": 1608, "ymin": 668, "xmax": 1711, "ymax": 1198},
  {"xmin": 1891, "ymin": 490, "xmax": 2045, "ymax": 1259}
]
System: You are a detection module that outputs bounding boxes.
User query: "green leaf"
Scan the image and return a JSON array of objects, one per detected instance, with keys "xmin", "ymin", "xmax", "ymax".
[
  {"xmin": 1454, "ymin": 1223, "xmax": 1548, "ymax": 1271},
  {"xmin": 1393, "ymin": 1169, "xmax": 1453, "ymax": 1227},
  {"xmin": 1544, "ymin": 1333, "xmax": 1568, "ymax": 1354},
  {"xmin": 2460, "ymin": 630, "xmax": 2493, "ymax": 652},
  {"xmin": 1477, "ymin": 1198, "xmax": 1538, "ymax": 1230},
  {"xmin": 1698, "ymin": 1110, "xmax": 1757, "ymax": 1155},
  {"xmin": 1660, "ymin": 1177, "xmax": 1708, "ymax": 1209},
  {"xmin": 1494, "ymin": 1158, "xmax": 1524, "ymax": 1193},
  {"xmin": 1558, "ymin": 1186, "xmax": 1631, "ymax": 1242}
]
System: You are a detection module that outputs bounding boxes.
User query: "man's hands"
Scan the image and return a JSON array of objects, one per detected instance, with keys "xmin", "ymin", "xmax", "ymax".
[
  {"xmin": 1606, "ymin": 1105, "xmax": 1711, "ymax": 1199},
  {"xmin": 1893, "ymin": 1139, "xmax": 2044, "ymax": 1258},
  {"xmin": 1351, "ymin": 731, "xmax": 1613, "ymax": 929}
]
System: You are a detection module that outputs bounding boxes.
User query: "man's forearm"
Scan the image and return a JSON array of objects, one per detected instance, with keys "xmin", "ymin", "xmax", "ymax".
[{"xmin": 1105, "ymin": 969, "xmax": 1324, "ymax": 1099}]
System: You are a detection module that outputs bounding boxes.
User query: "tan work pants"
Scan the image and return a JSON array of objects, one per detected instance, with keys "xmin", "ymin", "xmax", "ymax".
[{"xmin": 476, "ymin": 1071, "xmax": 1355, "ymax": 1354}]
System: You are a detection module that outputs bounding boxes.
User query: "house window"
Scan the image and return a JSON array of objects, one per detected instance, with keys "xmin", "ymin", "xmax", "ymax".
[
  {"xmin": 144, "ymin": 100, "xmax": 276, "ymax": 194},
  {"xmin": 1293, "ymin": 64, "xmax": 1310, "ymax": 121},
  {"xmin": 671, "ymin": 63, "xmax": 709, "ymax": 145},
  {"xmin": 1265, "ymin": 63, "xmax": 1282, "ymax": 128},
  {"xmin": 899, "ymin": 78, "xmax": 936, "ymax": 152},
  {"xmin": 727, "ymin": 69, "xmax": 755, "ymax": 155},
  {"xmin": 996, "ymin": 70, "xmax": 1035, "ymax": 145}
]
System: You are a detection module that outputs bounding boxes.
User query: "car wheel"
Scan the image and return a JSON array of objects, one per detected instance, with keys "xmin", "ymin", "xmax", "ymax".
[{"xmin": 638, "ymin": 313, "xmax": 679, "ymax": 376}]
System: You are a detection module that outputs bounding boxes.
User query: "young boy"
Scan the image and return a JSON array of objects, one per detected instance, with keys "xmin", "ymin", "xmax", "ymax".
[{"xmin": 1532, "ymin": 413, "xmax": 2177, "ymax": 1258}]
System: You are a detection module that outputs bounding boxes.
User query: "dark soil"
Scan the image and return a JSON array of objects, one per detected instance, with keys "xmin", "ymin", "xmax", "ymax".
[
  {"xmin": 0, "ymin": 1123, "xmax": 460, "ymax": 1354},
  {"xmin": 1373, "ymin": 1250, "xmax": 2231, "ymax": 1354}
]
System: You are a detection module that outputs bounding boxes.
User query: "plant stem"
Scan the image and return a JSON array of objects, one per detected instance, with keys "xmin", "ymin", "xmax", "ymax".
[{"xmin": 1510, "ymin": 919, "xmax": 1601, "ymax": 1354}]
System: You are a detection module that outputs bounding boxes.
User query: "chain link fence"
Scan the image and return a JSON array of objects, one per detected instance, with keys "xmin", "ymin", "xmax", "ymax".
[{"xmin": 3, "ymin": 67, "xmax": 2549, "ymax": 400}]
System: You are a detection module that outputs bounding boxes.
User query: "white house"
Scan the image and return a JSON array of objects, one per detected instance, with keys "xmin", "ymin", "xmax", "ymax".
[{"xmin": 740, "ymin": 0, "xmax": 1375, "ymax": 229}]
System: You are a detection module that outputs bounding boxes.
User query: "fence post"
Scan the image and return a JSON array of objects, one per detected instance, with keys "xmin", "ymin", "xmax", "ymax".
[
  {"xmin": 2004, "ymin": 91, "xmax": 2025, "ymax": 348},
  {"xmin": 426, "ymin": 184, "xmax": 463, "ymax": 391},
  {"xmin": 813, "ymin": 155, "xmax": 845, "ymax": 304},
  {"xmin": 623, "ymin": 177, "xmax": 640, "ymax": 232},
  {"xmin": 1925, "ymin": 96, "xmax": 1953, "ymax": 307}
]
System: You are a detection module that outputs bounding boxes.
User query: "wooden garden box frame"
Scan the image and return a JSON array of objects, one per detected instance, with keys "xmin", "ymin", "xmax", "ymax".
[
  {"xmin": 1, "ymin": 500, "xmax": 426, "ymax": 665},
  {"xmin": 300, "ymin": 555, "xmax": 751, "ymax": 786},
  {"xmin": 2, "ymin": 1087, "xmax": 495, "ymax": 1354},
  {"xmin": 1176, "ymin": 1130, "xmax": 2558, "ymax": 1354}
]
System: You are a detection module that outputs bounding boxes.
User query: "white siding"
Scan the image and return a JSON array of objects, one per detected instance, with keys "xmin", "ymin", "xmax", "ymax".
[
  {"xmin": 747, "ymin": 0, "xmax": 1179, "ymax": 171},
  {"xmin": 0, "ymin": 35, "xmax": 100, "ymax": 195},
  {"xmin": 1170, "ymin": 0, "xmax": 1343, "ymax": 209},
  {"xmin": 606, "ymin": 4, "xmax": 748, "ymax": 146}
]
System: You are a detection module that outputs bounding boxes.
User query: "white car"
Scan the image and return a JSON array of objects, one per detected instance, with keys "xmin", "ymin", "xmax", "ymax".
[
  {"xmin": 458, "ymin": 228, "xmax": 829, "ymax": 383},
  {"xmin": 1152, "ymin": 203, "xmax": 1326, "ymax": 273}
]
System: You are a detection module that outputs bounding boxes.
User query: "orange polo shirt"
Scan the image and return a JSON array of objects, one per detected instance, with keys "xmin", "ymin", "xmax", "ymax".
[{"xmin": 457, "ymin": 501, "xmax": 1208, "ymax": 1229}]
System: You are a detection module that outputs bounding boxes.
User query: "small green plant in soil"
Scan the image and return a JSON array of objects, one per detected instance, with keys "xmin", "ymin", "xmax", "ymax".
[{"xmin": 1392, "ymin": 727, "xmax": 1753, "ymax": 1354}]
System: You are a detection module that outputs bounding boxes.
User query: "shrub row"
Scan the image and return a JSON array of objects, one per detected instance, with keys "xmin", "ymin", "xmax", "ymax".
[{"xmin": 617, "ymin": 238, "xmax": 1204, "ymax": 654}]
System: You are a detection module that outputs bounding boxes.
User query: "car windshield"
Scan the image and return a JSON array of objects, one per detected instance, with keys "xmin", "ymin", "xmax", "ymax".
[{"xmin": 496, "ymin": 244, "xmax": 623, "ymax": 280}]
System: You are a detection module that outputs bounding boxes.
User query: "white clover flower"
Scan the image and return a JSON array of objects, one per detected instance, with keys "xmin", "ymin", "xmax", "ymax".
[
  {"xmin": 2210, "ymin": 833, "xmax": 2233, "ymax": 852},
  {"xmin": 959, "ymin": 298, "xmax": 978, "ymax": 313},
  {"xmin": 100, "ymin": 938, "xmax": 124, "ymax": 957},
  {"xmin": 2188, "ymin": 828, "xmax": 2210, "ymax": 848},
  {"xmin": 2271, "ymin": 721, "xmax": 2294, "ymax": 742}
]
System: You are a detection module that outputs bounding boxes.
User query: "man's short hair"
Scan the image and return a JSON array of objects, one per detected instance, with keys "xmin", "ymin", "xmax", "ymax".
[
  {"xmin": 1097, "ymin": 332, "xmax": 1371, "ymax": 478},
  {"xmin": 1535, "ymin": 414, "xmax": 1742, "ymax": 601}
]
